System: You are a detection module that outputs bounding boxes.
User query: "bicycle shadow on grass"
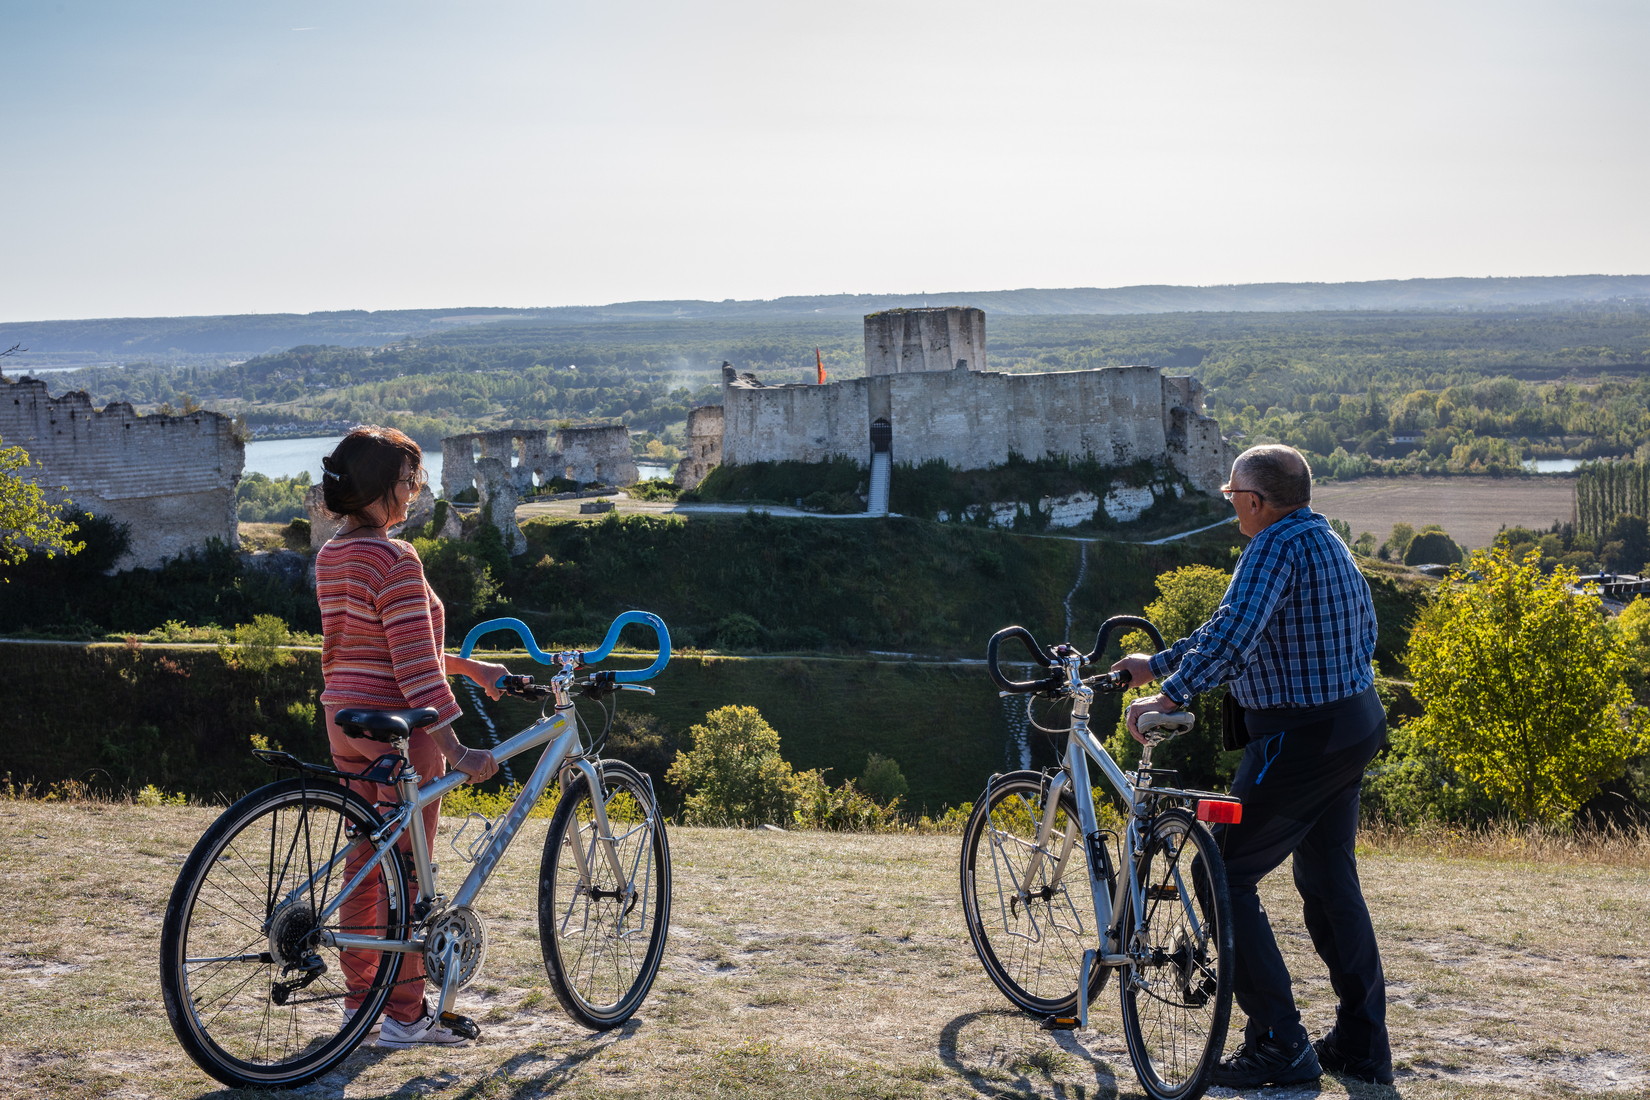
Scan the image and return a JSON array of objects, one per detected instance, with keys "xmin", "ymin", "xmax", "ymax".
[
  {"xmin": 184, "ymin": 1021, "xmax": 637, "ymax": 1100},
  {"xmin": 938, "ymin": 1008, "xmax": 1125, "ymax": 1100}
]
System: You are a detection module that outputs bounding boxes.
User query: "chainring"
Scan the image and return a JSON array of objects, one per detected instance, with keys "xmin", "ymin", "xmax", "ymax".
[{"xmin": 423, "ymin": 905, "xmax": 488, "ymax": 990}]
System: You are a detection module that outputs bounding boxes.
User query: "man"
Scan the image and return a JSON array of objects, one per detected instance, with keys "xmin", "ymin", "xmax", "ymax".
[{"xmin": 1112, "ymin": 444, "xmax": 1393, "ymax": 1089}]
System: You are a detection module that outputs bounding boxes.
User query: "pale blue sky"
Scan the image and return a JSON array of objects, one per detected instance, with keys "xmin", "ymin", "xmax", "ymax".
[{"xmin": 3, "ymin": 0, "xmax": 1645, "ymax": 321}]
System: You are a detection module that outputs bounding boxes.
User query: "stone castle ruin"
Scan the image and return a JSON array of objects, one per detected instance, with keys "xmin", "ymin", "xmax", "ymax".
[
  {"xmin": 439, "ymin": 424, "xmax": 637, "ymax": 555},
  {"xmin": 673, "ymin": 405, "xmax": 724, "ymax": 490},
  {"xmin": 681, "ymin": 307, "xmax": 1234, "ymax": 518},
  {"xmin": 2, "ymin": 375, "xmax": 243, "ymax": 571}
]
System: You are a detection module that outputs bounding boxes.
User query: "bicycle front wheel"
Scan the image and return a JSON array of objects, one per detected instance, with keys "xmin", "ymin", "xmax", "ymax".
[
  {"xmin": 960, "ymin": 770, "xmax": 1110, "ymax": 1017},
  {"xmin": 1117, "ymin": 808, "xmax": 1234, "ymax": 1100},
  {"xmin": 159, "ymin": 778, "xmax": 410, "ymax": 1089},
  {"xmin": 539, "ymin": 759, "xmax": 671, "ymax": 1030}
]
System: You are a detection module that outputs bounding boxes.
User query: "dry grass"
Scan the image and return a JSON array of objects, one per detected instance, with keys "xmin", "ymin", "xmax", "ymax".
[{"xmin": 0, "ymin": 801, "xmax": 1645, "ymax": 1099}]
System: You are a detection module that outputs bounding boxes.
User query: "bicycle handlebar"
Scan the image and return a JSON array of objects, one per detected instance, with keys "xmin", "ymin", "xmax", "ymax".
[
  {"xmin": 985, "ymin": 616, "xmax": 1168, "ymax": 695},
  {"xmin": 1087, "ymin": 615, "xmax": 1165, "ymax": 664},
  {"xmin": 457, "ymin": 611, "xmax": 672, "ymax": 684},
  {"xmin": 985, "ymin": 626, "xmax": 1063, "ymax": 694}
]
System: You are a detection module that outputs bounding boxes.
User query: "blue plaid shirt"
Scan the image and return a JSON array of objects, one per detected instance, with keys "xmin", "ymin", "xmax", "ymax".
[{"xmin": 1149, "ymin": 508, "xmax": 1377, "ymax": 709}]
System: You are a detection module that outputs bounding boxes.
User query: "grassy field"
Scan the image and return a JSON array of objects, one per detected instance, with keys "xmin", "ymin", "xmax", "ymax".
[
  {"xmin": 1312, "ymin": 477, "xmax": 1576, "ymax": 551},
  {"xmin": 2, "ymin": 800, "xmax": 1645, "ymax": 1100}
]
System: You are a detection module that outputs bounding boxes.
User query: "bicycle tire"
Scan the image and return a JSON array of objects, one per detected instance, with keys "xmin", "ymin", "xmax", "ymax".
[
  {"xmin": 159, "ymin": 777, "xmax": 410, "ymax": 1089},
  {"xmin": 1117, "ymin": 808, "xmax": 1234, "ymax": 1100},
  {"xmin": 960, "ymin": 770, "xmax": 1111, "ymax": 1017},
  {"xmin": 538, "ymin": 759, "xmax": 671, "ymax": 1029}
]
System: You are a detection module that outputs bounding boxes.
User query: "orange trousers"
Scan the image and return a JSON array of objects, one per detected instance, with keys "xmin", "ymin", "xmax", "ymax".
[{"xmin": 326, "ymin": 706, "xmax": 446, "ymax": 1025}]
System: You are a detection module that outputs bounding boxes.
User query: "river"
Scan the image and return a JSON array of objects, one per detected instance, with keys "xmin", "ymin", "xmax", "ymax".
[{"xmin": 243, "ymin": 437, "xmax": 671, "ymax": 487}]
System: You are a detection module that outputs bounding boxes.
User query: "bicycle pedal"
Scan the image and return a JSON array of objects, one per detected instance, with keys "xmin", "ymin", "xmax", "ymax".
[
  {"xmin": 1039, "ymin": 1015, "xmax": 1081, "ymax": 1032},
  {"xmin": 438, "ymin": 1011, "xmax": 481, "ymax": 1041}
]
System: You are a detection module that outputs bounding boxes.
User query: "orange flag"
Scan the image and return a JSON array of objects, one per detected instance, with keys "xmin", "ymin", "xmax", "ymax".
[{"xmin": 816, "ymin": 347, "xmax": 827, "ymax": 385}]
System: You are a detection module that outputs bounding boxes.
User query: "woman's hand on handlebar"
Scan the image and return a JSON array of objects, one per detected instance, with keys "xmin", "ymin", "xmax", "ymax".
[
  {"xmin": 1110, "ymin": 653, "xmax": 1156, "ymax": 690},
  {"xmin": 447, "ymin": 654, "xmax": 511, "ymax": 701}
]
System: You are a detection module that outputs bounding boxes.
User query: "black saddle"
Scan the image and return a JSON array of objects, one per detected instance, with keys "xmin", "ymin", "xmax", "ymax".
[{"xmin": 334, "ymin": 707, "xmax": 441, "ymax": 743}]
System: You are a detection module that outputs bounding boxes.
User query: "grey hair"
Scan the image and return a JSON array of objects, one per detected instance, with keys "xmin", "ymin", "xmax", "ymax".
[{"xmin": 1234, "ymin": 444, "xmax": 1312, "ymax": 507}]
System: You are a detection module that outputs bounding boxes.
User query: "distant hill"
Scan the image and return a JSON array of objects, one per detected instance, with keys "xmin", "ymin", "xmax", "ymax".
[{"xmin": 4, "ymin": 274, "xmax": 1648, "ymax": 366}]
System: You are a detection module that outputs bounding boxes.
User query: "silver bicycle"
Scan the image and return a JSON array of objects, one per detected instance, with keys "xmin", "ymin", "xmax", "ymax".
[
  {"xmin": 962, "ymin": 616, "xmax": 1243, "ymax": 1100},
  {"xmin": 160, "ymin": 612, "xmax": 672, "ymax": 1089}
]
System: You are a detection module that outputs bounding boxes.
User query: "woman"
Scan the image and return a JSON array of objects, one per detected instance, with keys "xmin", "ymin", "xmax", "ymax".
[{"xmin": 316, "ymin": 426, "xmax": 507, "ymax": 1049}]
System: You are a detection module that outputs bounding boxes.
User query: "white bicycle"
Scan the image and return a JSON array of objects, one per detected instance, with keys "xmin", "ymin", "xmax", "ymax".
[
  {"xmin": 963, "ymin": 616, "xmax": 1244, "ymax": 1100},
  {"xmin": 160, "ymin": 612, "xmax": 673, "ymax": 1089}
]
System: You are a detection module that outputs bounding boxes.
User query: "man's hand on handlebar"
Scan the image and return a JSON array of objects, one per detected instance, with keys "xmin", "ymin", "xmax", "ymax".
[
  {"xmin": 1124, "ymin": 693, "xmax": 1183, "ymax": 746},
  {"xmin": 1110, "ymin": 653, "xmax": 1156, "ymax": 690}
]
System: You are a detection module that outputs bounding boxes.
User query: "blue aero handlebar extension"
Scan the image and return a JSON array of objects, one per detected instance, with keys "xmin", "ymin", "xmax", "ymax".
[{"xmin": 458, "ymin": 611, "xmax": 672, "ymax": 684}]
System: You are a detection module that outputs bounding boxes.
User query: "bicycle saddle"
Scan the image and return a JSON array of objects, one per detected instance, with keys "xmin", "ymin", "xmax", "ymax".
[
  {"xmin": 334, "ymin": 707, "xmax": 441, "ymax": 743},
  {"xmin": 1138, "ymin": 709, "xmax": 1196, "ymax": 740}
]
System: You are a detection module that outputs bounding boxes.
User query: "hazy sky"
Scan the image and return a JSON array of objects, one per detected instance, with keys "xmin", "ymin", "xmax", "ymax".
[{"xmin": 3, "ymin": 0, "xmax": 1646, "ymax": 321}]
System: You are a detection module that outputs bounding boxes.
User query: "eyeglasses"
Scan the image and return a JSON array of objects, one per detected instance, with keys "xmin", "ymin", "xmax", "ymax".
[
  {"xmin": 399, "ymin": 471, "xmax": 426, "ymax": 491},
  {"xmin": 1221, "ymin": 485, "xmax": 1266, "ymax": 504}
]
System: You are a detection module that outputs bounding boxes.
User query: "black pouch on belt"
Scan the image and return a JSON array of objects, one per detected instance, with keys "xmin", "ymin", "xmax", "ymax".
[{"xmin": 1221, "ymin": 692, "xmax": 1250, "ymax": 751}]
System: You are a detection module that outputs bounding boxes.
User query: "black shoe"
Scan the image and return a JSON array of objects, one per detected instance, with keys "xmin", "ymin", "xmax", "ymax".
[
  {"xmin": 1211, "ymin": 1030, "xmax": 1322, "ymax": 1089},
  {"xmin": 1314, "ymin": 1035, "xmax": 1395, "ymax": 1085}
]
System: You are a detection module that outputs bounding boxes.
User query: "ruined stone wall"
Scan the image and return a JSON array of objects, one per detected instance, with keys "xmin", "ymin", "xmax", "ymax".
[
  {"xmin": 440, "ymin": 428, "xmax": 556, "ymax": 501},
  {"xmin": 864, "ymin": 307, "xmax": 987, "ymax": 376},
  {"xmin": 718, "ymin": 377, "xmax": 874, "ymax": 467},
  {"xmin": 675, "ymin": 405, "xmax": 725, "ymax": 489},
  {"xmin": 1161, "ymin": 375, "xmax": 1237, "ymax": 489},
  {"xmin": 1, "ymin": 377, "xmax": 243, "ymax": 570},
  {"xmin": 442, "ymin": 425, "xmax": 638, "ymax": 500},
  {"xmin": 714, "ymin": 363, "xmax": 1228, "ymax": 488},
  {"xmin": 558, "ymin": 425, "xmax": 637, "ymax": 487}
]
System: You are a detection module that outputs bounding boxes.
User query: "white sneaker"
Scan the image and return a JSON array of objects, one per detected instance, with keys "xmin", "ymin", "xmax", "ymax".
[
  {"xmin": 342, "ymin": 1007, "xmax": 381, "ymax": 1036},
  {"xmin": 377, "ymin": 1010, "xmax": 473, "ymax": 1049}
]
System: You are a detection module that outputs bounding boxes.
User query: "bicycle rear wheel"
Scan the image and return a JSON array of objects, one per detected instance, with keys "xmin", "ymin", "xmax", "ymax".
[
  {"xmin": 159, "ymin": 778, "xmax": 409, "ymax": 1089},
  {"xmin": 1117, "ymin": 808, "xmax": 1233, "ymax": 1100},
  {"xmin": 538, "ymin": 760, "xmax": 671, "ymax": 1030},
  {"xmin": 960, "ymin": 770, "xmax": 1110, "ymax": 1017}
]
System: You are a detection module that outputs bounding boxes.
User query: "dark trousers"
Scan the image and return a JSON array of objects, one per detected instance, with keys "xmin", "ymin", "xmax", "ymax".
[{"xmin": 1215, "ymin": 686, "xmax": 1390, "ymax": 1066}]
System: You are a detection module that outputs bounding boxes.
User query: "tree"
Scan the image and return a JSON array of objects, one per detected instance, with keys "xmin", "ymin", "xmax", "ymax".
[
  {"xmin": 857, "ymin": 752, "xmax": 909, "ymax": 805},
  {"xmin": 1, "ymin": 433, "xmax": 84, "ymax": 573},
  {"xmin": 1599, "ymin": 514, "xmax": 1649, "ymax": 575},
  {"xmin": 1111, "ymin": 564, "xmax": 1239, "ymax": 788},
  {"xmin": 1383, "ymin": 522, "xmax": 1416, "ymax": 561},
  {"xmin": 1406, "ymin": 548, "xmax": 1649, "ymax": 823},
  {"xmin": 1403, "ymin": 525, "xmax": 1462, "ymax": 566},
  {"xmin": 666, "ymin": 705, "xmax": 799, "ymax": 825}
]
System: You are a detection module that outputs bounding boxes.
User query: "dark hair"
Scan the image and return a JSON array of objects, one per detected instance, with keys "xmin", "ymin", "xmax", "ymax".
[
  {"xmin": 321, "ymin": 426, "xmax": 422, "ymax": 522},
  {"xmin": 1235, "ymin": 444, "xmax": 1311, "ymax": 507}
]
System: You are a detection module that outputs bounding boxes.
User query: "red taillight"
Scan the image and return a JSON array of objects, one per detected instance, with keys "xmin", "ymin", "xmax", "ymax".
[{"xmin": 1197, "ymin": 799, "xmax": 1242, "ymax": 824}]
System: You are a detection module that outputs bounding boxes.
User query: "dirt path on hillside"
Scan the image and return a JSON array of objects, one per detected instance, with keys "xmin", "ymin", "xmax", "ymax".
[
  {"xmin": 2, "ymin": 802, "xmax": 1645, "ymax": 1099},
  {"xmin": 1311, "ymin": 476, "xmax": 1576, "ymax": 549}
]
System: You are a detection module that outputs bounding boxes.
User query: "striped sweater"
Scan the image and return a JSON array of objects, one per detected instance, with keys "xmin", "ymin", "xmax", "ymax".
[{"xmin": 315, "ymin": 537, "xmax": 462, "ymax": 728}]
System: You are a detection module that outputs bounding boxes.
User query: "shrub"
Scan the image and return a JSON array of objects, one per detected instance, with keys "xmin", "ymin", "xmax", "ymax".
[
  {"xmin": 1404, "ymin": 526, "xmax": 1463, "ymax": 566},
  {"xmin": 715, "ymin": 612, "xmax": 764, "ymax": 652},
  {"xmin": 666, "ymin": 705, "xmax": 798, "ymax": 826},
  {"xmin": 232, "ymin": 614, "xmax": 293, "ymax": 673},
  {"xmin": 857, "ymin": 752, "xmax": 909, "ymax": 805},
  {"xmin": 1407, "ymin": 547, "xmax": 1650, "ymax": 823},
  {"xmin": 627, "ymin": 478, "xmax": 680, "ymax": 502},
  {"xmin": 791, "ymin": 770, "xmax": 901, "ymax": 831}
]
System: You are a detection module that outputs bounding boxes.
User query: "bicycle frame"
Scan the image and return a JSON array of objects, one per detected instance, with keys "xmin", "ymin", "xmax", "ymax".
[{"xmin": 996, "ymin": 652, "xmax": 1231, "ymax": 973}]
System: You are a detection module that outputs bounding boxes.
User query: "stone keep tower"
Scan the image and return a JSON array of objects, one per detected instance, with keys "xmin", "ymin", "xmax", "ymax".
[{"xmin": 863, "ymin": 307, "xmax": 986, "ymax": 376}]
